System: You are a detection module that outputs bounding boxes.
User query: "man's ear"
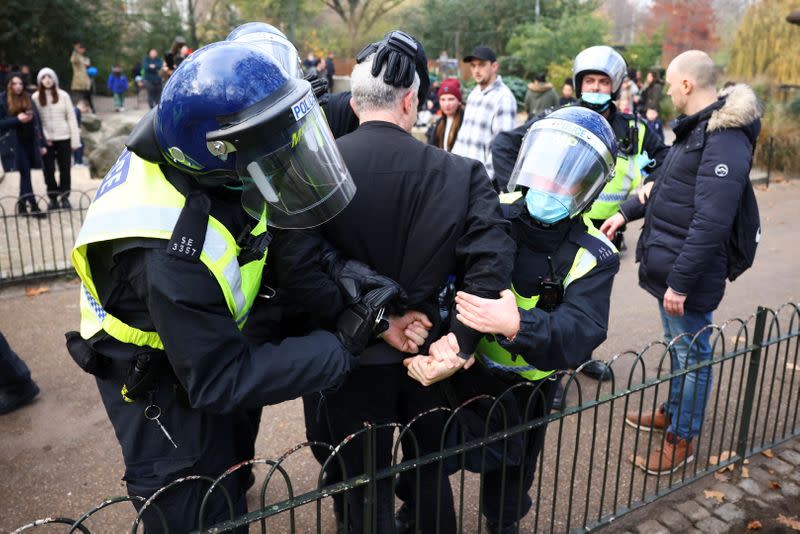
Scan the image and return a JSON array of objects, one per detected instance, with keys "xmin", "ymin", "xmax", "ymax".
[
  {"xmin": 681, "ymin": 78, "xmax": 693, "ymax": 96},
  {"xmin": 349, "ymin": 96, "xmax": 359, "ymax": 118},
  {"xmin": 403, "ymin": 90, "xmax": 415, "ymax": 113}
]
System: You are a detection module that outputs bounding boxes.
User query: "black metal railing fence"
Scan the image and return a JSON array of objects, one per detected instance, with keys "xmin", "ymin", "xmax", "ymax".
[
  {"xmin": 0, "ymin": 191, "xmax": 94, "ymax": 285},
  {"xmin": 9, "ymin": 303, "xmax": 800, "ymax": 533}
]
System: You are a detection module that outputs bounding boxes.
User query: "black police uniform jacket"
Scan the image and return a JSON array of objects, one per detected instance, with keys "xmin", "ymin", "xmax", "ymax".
[
  {"xmin": 82, "ymin": 118, "xmax": 355, "ymax": 502},
  {"xmin": 321, "ymin": 120, "xmax": 515, "ymax": 365},
  {"xmin": 490, "ymin": 103, "xmax": 670, "ymax": 192},
  {"xmin": 496, "ymin": 201, "xmax": 619, "ymax": 370},
  {"xmin": 619, "ymin": 84, "xmax": 761, "ymax": 313}
]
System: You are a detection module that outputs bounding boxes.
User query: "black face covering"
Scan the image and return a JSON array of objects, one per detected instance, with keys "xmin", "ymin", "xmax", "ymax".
[{"xmin": 356, "ymin": 30, "xmax": 430, "ymax": 109}]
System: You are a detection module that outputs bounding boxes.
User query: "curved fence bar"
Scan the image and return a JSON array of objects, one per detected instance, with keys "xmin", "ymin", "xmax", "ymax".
[{"xmin": 8, "ymin": 303, "xmax": 800, "ymax": 532}]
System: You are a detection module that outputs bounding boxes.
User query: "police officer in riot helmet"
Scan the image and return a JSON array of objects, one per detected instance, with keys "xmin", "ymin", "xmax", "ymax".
[
  {"xmin": 405, "ymin": 106, "xmax": 620, "ymax": 534},
  {"xmin": 491, "ymin": 45, "xmax": 669, "ymax": 383},
  {"xmin": 65, "ymin": 40, "xmax": 414, "ymax": 532}
]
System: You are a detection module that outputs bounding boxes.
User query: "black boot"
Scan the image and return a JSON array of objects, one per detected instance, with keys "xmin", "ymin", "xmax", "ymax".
[
  {"xmin": 486, "ymin": 519, "xmax": 519, "ymax": 534},
  {"xmin": 47, "ymin": 195, "xmax": 60, "ymax": 211},
  {"xmin": 580, "ymin": 359, "xmax": 614, "ymax": 381},
  {"xmin": 551, "ymin": 379, "xmax": 565, "ymax": 411},
  {"xmin": 60, "ymin": 195, "xmax": 72, "ymax": 210},
  {"xmin": 0, "ymin": 380, "xmax": 40, "ymax": 415},
  {"xmin": 16, "ymin": 199, "xmax": 29, "ymax": 216},
  {"xmin": 27, "ymin": 198, "xmax": 46, "ymax": 219},
  {"xmin": 395, "ymin": 502, "xmax": 415, "ymax": 534}
]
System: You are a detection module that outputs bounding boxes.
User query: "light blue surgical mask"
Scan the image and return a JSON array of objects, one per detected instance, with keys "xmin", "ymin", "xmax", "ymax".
[
  {"xmin": 525, "ymin": 189, "xmax": 572, "ymax": 224},
  {"xmin": 633, "ymin": 150, "xmax": 655, "ymax": 171},
  {"xmin": 581, "ymin": 92, "xmax": 612, "ymax": 112}
]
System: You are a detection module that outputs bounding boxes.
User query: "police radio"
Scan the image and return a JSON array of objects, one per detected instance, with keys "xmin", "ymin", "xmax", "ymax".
[
  {"xmin": 617, "ymin": 119, "xmax": 640, "ymax": 156},
  {"xmin": 537, "ymin": 256, "xmax": 564, "ymax": 312}
]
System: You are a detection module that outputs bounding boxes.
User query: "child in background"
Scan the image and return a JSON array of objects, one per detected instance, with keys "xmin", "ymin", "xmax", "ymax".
[
  {"xmin": 73, "ymin": 99, "xmax": 91, "ymax": 166},
  {"xmin": 107, "ymin": 65, "xmax": 129, "ymax": 112}
]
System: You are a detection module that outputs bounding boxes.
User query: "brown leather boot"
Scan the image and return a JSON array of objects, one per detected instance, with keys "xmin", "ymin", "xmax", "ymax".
[
  {"xmin": 636, "ymin": 433, "xmax": 694, "ymax": 475},
  {"xmin": 625, "ymin": 403, "xmax": 670, "ymax": 433}
]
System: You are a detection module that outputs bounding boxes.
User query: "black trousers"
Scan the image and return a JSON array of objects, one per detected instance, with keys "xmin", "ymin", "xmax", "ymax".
[
  {"xmin": 42, "ymin": 139, "xmax": 72, "ymax": 199},
  {"xmin": 445, "ymin": 366, "xmax": 557, "ymax": 528},
  {"xmin": 96, "ymin": 377, "xmax": 250, "ymax": 533},
  {"xmin": 322, "ymin": 363, "xmax": 456, "ymax": 534},
  {"xmin": 145, "ymin": 81, "xmax": 162, "ymax": 109}
]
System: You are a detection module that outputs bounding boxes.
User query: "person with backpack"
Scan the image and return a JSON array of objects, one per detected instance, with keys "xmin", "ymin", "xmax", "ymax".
[{"xmin": 602, "ymin": 50, "xmax": 762, "ymax": 475}]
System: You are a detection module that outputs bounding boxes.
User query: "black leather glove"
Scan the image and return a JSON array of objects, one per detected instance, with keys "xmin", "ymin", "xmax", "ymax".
[
  {"xmin": 322, "ymin": 248, "xmax": 407, "ymax": 307},
  {"xmin": 355, "ymin": 30, "xmax": 430, "ymax": 107},
  {"xmin": 336, "ymin": 284, "xmax": 398, "ymax": 355},
  {"xmin": 305, "ymin": 71, "xmax": 330, "ymax": 107}
]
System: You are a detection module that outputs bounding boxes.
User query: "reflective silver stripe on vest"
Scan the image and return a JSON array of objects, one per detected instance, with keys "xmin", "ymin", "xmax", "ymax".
[
  {"xmin": 222, "ymin": 255, "xmax": 247, "ymax": 314},
  {"xmin": 478, "ymin": 352, "xmax": 540, "ymax": 373},
  {"xmin": 597, "ymin": 191, "xmax": 629, "ymax": 203},
  {"xmin": 77, "ymin": 207, "xmax": 246, "ymax": 313}
]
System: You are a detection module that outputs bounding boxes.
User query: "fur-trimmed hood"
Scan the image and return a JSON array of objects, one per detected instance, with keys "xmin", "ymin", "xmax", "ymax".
[{"xmin": 708, "ymin": 83, "xmax": 762, "ymax": 132}]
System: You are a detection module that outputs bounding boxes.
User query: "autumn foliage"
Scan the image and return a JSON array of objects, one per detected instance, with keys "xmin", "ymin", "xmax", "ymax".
[
  {"xmin": 647, "ymin": 0, "xmax": 718, "ymax": 66},
  {"xmin": 728, "ymin": 0, "xmax": 800, "ymax": 85}
]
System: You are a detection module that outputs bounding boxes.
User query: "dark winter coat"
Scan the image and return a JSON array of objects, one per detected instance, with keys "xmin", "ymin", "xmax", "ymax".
[
  {"xmin": 640, "ymin": 81, "xmax": 663, "ymax": 112},
  {"xmin": 322, "ymin": 120, "xmax": 515, "ymax": 364},
  {"xmin": 0, "ymin": 92, "xmax": 44, "ymax": 172},
  {"xmin": 619, "ymin": 84, "xmax": 762, "ymax": 312}
]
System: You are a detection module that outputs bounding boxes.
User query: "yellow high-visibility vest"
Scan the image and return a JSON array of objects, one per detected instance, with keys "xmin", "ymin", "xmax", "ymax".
[
  {"xmin": 72, "ymin": 149, "xmax": 268, "ymax": 350},
  {"xmin": 585, "ymin": 119, "xmax": 647, "ymax": 220}
]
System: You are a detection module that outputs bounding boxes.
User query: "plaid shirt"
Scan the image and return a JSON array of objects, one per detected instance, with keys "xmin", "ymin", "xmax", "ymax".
[{"xmin": 451, "ymin": 76, "xmax": 518, "ymax": 179}]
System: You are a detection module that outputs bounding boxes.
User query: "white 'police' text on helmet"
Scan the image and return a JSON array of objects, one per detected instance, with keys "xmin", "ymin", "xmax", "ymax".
[{"xmin": 572, "ymin": 46, "xmax": 628, "ymax": 99}]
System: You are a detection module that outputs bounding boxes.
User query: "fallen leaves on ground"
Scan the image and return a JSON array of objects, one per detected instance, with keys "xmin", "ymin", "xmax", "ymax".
[
  {"xmin": 762, "ymin": 449, "xmax": 775, "ymax": 458},
  {"xmin": 704, "ymin": 489, "xmax": 725, "ymax": 503},
  {"xmin": 24, "ymin": 285, "xmax": 49, "ymax": 297},
  {"xmin": 710, "ymin": 450, "xmax": 735, "ymax": 466},
  {"xmin": 788, "ymin": 362, "xmax": 800, "ymax": 372},
  {"xmin": 742, "ymin": 467, "xmax": 750, "ymax": 478},
  {"xmin": 769, "ymin": 481, "xmax": 782, "ymax": 490},
  {"xmin": 714, "ymin": 471, "xmax": 729, "ymax": 482},
  {"xmin": 629, "ymin": 453, "xmax": 646, "ymax": 469},
  {"xmin": 777, "ymin": 515, "xmax": 800, "ymax": 531},
  {"xmin": 746, "ymin": 520, "xmax": 762, "ymax": 531}
]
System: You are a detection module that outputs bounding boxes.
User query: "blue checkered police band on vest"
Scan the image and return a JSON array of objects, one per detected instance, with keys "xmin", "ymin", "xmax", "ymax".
[
  {"xmin": 291, "ymin": 91, "xmax": 316, "ymax": 121},
  {"xmin": 95, "ymin": 150, "xmax": 133, "ymax": 200}
]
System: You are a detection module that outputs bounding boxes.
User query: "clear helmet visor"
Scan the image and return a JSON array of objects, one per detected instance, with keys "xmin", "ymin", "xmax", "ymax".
[
  {"xmin": 237, "ymin": 100, "xmax": 355, "ymax": 229},
  {"xmin": 507, "ymin": 118, "xmax": 615, "ymax": 217},
  {"xmin": 231, "ymin": 32, "xmax": 303, "ymax": 79}
]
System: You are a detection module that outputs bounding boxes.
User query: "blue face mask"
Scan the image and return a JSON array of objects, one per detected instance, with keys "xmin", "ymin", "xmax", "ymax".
[
  {"xmin": 525, "ymin": 189, "xmax": 572, "ymax": 224},
  {"xmin": 581, "ymin": 92, "xmax": 612, "ymax": 111}
]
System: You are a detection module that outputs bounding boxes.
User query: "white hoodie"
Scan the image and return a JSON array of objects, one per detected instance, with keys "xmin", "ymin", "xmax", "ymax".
[{"xmin": 32, "ymin": 67, "xmax": 81, "ymax": 149}]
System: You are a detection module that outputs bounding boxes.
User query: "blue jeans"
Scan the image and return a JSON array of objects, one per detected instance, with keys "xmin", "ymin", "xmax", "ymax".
[{"xmin": 658, "ymin": 303, "xmax": 713, "ymax": 440}]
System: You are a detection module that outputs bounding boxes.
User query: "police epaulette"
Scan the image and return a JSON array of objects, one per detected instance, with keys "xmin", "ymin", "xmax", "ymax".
[
  {"xmin": 575, "ymin": 232, "xmax": 617, "ymax": 265},
  {"xmin": 166, "ymin": 190, "xmax": 210, "ymax": 263}
]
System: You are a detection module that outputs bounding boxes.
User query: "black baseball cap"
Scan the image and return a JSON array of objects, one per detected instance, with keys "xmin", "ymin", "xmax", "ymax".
[{"xmin": 463, "ymin": 45, "xmax": 497, "ymax": 63}]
